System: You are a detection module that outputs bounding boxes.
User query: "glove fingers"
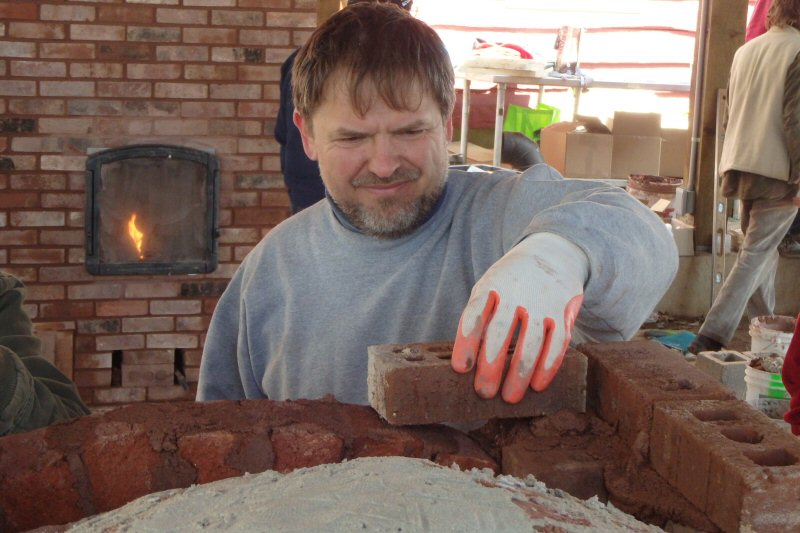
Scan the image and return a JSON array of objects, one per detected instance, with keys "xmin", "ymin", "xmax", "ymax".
[
  {"xmin": 452, "ymin": 290, "xmax": 498, "ymax": 373},
  {"xmin": 500, "ymin": 308, "xmax": 537, "ymax": 404},
  {"xmin": 530, "ymin": 294, "xmax": 584, "ymax": 391},
  {"xmin": 474, "ymin": 298, "xmax": 517, "ymax": 399}
]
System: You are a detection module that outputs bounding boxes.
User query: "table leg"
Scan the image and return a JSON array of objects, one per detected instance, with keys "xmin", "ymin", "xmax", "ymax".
[
  {"xmin": 459, "ymin": 79, "xmax": 471, "ymax": 164},
  {"xmin": 493, "ymin": 82, "xmax": 506, "ymax": 167}
]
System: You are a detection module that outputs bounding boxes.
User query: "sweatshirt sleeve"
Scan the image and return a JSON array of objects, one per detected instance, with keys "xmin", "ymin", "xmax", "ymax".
[
  {"xmin": 0, "ymin": 273, "xmax": 90, "ymax": 436},
  {"xmin": 196, "ymin": 269, "xmax": 252, "ymax": 401},
  {"xmin": 515, "ymin": 167, "xmax": 679, "ymax": 343}
]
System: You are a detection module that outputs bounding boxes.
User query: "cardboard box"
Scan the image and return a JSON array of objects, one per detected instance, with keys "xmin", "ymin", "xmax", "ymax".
[
  {"xmin": 670, "ymin": 218, "xmax": 694, "ymax": 256},
  {"xmin": 609, "ymin": 111, "xmax": 662, "ymax": 179},
  {"xmin": 659, "ymin": 128, "xmax": 689, "ymax": 178},
  {"xmin": 612, "ymin": 111, "xmax": 661, "ymax": 136},
  {"xmin": 566, "ymin": 132, "xmax": 613, "ymax": 178},
  {"xmin": 611, "ymin": 135, "xmax": 661, "ymax": 179},
  {"xmin": 540, "ymin": 121, "xmax": 613, "ymax": 179},
  {"xmin": 541, "ymin": 112, "xmax": 664, "ymax": 180}
]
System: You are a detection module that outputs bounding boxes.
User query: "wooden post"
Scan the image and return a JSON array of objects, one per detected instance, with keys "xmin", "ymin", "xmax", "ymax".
[
  {"xmin": 689, "ymin": 0, "xmax": 748, "ymax": 248},
  {"xmin": 317, "ymin": 0, "xmax": 345, "ymax": 26}
]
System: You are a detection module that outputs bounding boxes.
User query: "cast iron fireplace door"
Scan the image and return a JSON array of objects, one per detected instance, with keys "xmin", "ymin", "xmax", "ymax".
[{"xmin": 85, "ymin": 144, "xmax": 219, "ymax": 275}]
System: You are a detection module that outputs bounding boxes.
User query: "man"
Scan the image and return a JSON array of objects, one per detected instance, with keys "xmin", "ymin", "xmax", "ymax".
[
  {"xmin": 274, "ymin": 0, "xmax": 413, "ymax": 214},
  {"xmin": 0, "ymin": 272, "xmax": 90, "ymax": 435},
  {"xmin": 198, "ymin": 3, "xmax": 677, "ymax": 405},
  {"xmin": 689, "ymin": 0, "xmax": 800, "ymax": 354}
]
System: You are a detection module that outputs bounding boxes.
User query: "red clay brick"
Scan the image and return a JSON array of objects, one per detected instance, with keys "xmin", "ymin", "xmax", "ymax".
[
  {"xmin": 83, "ymin": 421, "xmax": 169, "ymax": 512},
  {"xmin": 504, "ymin": 445, "xmax": 607, "ymax": 501},
  {"xmin": 0, "ymin": 441, "xmax": 83, "ymax": 531},
  {"xmin": 98, "ymin": 6, "xmax": 154, "ymax": 24},
  {"xmin": 39, "ymin": 42, "xmax": 95, "ymax": 59},
  {"xmin": 122, "ymin": 362, "xmax": 173, "ymax": 387},
  {"xmin": 147, "ymin": 384, "xmax": 196, "ymax": 402},
  {"xmin": 73, "ymin": 369, "xmax": 112, "ymax": 387},
  {"xmin": 368, "ymin": 342, "xmax": 586, "ymax": 425},
  {"xmin": 178, "ymin": 431, "xmax": 242, "ymax": 484},
  {"xmin": 9, "ymin": 21, "xmax": 65, "ymax": 39},
  {"xmin": 0, "ymin": 2, "xmax": 38, "ymax": 20},
  {"xmin": 93, "ymin": 387, "xmax": 147, "ymax": 404},
  {"xmin": 156, "ymin": 8, "xmax": 208, "ymax": 25},
  {"xmin": 651, "ymin": 399, "xmax": 800, "ymax": 533},
  {"xmin": 579, "ymin": 340, "xmax": 734, "ymax": 453},
  {"xmin": 123, "ymin": 349, "xmax": 173, "ymax": 365},
  {"xmin": 271, "ymin": 423, "xmax": 345, "ymax": 473}
]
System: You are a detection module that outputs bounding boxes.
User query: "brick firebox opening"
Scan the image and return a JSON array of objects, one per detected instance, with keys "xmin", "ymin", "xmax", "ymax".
[{"xmin": 85, "ymin": 144, "xmax": 219, "ymax": 276}]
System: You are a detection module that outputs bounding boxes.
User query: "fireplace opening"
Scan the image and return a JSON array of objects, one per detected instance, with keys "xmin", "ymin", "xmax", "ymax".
[{"xmin": 85, "ymin": 144, "xmax": 219, "ymax": 275}]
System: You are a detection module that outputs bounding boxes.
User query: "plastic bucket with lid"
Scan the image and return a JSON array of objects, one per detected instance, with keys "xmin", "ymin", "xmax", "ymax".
[
  {"xmin": 744, "ymin": 363, "xmax": 790, "ymax": 419},
  {"xmin": 749, "ymin": 315, "xmax": 796, "ymax": 357}
]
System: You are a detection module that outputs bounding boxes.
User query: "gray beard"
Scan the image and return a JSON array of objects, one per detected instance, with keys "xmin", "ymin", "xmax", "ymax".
[{"xmin": 334, "ymin": 169, "xmax": 446, "ymax": 239}]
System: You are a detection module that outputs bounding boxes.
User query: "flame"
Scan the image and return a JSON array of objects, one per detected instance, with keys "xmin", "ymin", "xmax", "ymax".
[{"xmin": 127, "ymin": 213, "xmax": 144, "ymax": 260}]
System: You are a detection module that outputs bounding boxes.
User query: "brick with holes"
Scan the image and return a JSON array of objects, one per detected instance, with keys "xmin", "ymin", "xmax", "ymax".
[
  {"xmin": 367, "ymin": 341, "xmax": 586, "ymax": 425},
  {"xmin": 579, "ymin": 340, "xmax": 735, "ymax": 452},
  {"xmin": 650, "ymin": 399, "xmax": 800, "ymax": 533}
]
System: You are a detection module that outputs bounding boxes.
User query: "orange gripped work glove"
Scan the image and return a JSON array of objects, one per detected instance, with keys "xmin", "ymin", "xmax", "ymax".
[{"xmin": 451, "ymin": 232, "xmax": 588, "ymax": 404}]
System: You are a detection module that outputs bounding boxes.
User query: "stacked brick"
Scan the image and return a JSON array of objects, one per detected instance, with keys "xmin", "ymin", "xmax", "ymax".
[
  {"xmin": 0, "ymin": 1, "xmax": 311, "ymax": 405},
  {"xmin": 581, "ymin": 341, "xmax": 800, "ymax": 532},
  {"xmin": 0, "ymin": 397, "xmax": 496, "ymax": 532}
]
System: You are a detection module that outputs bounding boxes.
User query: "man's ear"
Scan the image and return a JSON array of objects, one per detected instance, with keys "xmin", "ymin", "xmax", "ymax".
[{"xmin": 293, "ymin": 111, "xmax": 318, "ymax": 161}]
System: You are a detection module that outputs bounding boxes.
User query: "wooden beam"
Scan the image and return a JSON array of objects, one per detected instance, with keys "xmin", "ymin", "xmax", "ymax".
[
  {"xmin": 690, "ymin": 0, "xmax": 748, "ymax": 248},
  {"xmin": 317, "ymin": 0, "xmax": 345, "ymax": 26}
]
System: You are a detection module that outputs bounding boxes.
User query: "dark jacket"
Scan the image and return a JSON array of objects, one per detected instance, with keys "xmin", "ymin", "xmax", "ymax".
[
  {"xmin": 0, "ymin": 273, "xmax": 90, "ymax": 436},
  {"xmin": 274, "ymin": 49, "xmax": 326, "ymax": 213}
]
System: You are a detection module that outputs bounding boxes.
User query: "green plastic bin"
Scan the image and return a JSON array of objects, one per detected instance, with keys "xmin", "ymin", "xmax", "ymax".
[{"xmin": 503, "ymin": 103, "xmax": 561, "ymax": 143}]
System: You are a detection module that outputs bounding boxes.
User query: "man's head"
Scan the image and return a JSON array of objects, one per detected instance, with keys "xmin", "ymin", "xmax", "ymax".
[
  {"xmin": 768, "ymin": 0, "xmax": 800, "ymax": 30},
  {"xmin": 291, "ymin": 3, "xmax": 455, "ymax": 239},
  {"xmin": 347, "ymin": 0, "xmax": 413, "ymax": 10}
]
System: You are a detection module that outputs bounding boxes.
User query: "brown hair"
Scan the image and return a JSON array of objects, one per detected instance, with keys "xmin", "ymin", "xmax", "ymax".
[
  {"xmin": 292, "ymin": 3, "xmax": 454, "ymax": 123},
  {"xmin": 767, "ymin": 0, "xmax": 800, "ymax": 30}
]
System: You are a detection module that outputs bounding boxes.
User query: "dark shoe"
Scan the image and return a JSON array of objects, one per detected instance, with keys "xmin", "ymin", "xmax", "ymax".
[
  {"xmin": 779, "ymin": 235, "xmax": 800, "ymax": 258},
  {"xmin": 688, "ymin": 334, "xmax": 724, "ymax": 354}
]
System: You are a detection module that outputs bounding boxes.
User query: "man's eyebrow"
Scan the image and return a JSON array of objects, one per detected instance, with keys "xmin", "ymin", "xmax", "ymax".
[
  {"xmin": 329, "ymin": 127, "xmax": 366, "ymax": 138},
  {"xmin": 391, "ymin": 119, "xmax": 433, "ymax": 132}
]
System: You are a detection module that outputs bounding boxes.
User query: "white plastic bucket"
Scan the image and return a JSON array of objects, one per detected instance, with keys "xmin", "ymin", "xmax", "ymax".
[
  {"xmin": 749, "ymin": 315, "xmax": 796, "ymax": 357},
  {"xmin": 744, "ymin": 364, "xmax": 790, "ymax": 419}
]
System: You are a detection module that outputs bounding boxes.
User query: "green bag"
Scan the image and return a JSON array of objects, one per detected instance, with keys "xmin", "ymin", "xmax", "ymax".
[{"xmin": 503, "ymin": 103, "xmax": 561, "ymax": 142}]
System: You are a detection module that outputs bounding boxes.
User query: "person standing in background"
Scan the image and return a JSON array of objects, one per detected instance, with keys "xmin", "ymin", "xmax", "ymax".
[
  {"xmin": 274, "ymin": 0, "xmax": 414, "ymax": 214},
  {"xmin": 688, "ymin": 0, "xmax": 800, "ymax": 354}
]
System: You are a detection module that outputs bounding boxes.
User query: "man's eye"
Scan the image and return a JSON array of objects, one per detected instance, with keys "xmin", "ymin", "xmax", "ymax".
[{"xmin": 401, "ymin": 129, "xmax": 425, "ymax": 137}]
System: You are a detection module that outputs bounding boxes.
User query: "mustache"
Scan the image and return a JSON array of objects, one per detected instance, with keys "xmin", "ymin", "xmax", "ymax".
[{"xmin": 351, "ymin": 168, "xmax": 421, "ymax": 187}]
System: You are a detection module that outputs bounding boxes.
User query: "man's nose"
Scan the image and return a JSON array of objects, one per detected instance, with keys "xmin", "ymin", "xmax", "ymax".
[{"xmin": 367, "ymin": 135, "xmax": 402, "ymax": 178}]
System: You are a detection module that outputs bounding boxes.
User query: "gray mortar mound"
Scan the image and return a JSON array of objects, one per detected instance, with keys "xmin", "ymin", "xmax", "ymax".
[{"xmin": 64, "ymin": 456, "xmax": 663, "ymax": 532}]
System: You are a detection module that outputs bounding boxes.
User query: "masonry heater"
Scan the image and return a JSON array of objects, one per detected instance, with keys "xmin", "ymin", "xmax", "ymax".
[{"xmin": 85, "ymin": 144, "xmax": 219, "ymax": 275}]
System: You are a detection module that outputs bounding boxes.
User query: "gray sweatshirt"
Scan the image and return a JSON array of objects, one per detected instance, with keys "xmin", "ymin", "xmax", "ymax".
[{"xmin": 198, "ymin": 164, "xmax": 678, "ymax": 404}]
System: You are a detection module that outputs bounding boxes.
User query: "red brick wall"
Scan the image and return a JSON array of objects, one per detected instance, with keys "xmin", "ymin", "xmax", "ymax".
[{"xmin": 0, "ymin": 0, "xmax": 316, "ymax": 405}]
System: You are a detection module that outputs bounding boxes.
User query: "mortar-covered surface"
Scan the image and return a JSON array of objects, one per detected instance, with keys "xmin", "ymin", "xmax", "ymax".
[{"xmin": 52, "ymin": 457, "xmax": 663, "ymax": 533}]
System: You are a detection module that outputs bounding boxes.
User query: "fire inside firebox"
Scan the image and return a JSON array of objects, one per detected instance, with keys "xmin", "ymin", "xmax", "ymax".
[{"xmin": 85, "ymin": 144, "xmax": 219, "ymax": 275}]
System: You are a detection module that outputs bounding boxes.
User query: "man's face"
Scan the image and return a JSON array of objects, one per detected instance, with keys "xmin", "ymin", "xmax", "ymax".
[{"xmin": 294, "ymin": 72, "xmax": 453, "ymax": 238}]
